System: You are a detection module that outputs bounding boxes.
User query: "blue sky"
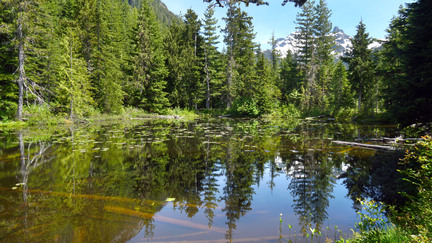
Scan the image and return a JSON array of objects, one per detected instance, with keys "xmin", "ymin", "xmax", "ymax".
[{"xmin": 162, "ymin": 0, "xmax": 415, "ymax": 49}]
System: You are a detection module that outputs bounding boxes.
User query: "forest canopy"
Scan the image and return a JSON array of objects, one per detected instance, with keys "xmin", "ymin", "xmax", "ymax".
[
  {"xmin": 0, "ymin": 0, "xmax": 431, "ymax": 127},
  {"xmin": 203, "ymin": 0, "xmax": 307, "ymax": 7}
]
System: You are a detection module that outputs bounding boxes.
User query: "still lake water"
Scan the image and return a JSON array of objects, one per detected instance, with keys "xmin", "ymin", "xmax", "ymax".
[{"xmin": 0, "ymin": 118, "xmax": 399, "ymax": 242}]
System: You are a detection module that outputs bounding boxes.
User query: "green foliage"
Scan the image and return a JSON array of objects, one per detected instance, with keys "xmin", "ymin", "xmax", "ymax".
[
  {"xmin": 229, "ymin": 96, "xmax": 260, "ymax": 117},
  {"xmin": 382, "ymin": 1, "xmax": 432, "ymax": 126},
  {"xmin": 328, "ymin": 61, "xmax": 355, "ymax": 115},
  {"xmin": 23, "ymin": 104, "xmax": 64, "ymax": 125},
  {"xmin": 223, "ymin": 2, "xmax": 256, "ymax": 108},
  {"xmin": 355, "ymin": 199, "xmax": 388, "ymax": 234},
  {"xmin": 129, "ymin": 0, "xmax": 169, "ymax": 112},
  {"xmin": 203, "ymin": 5, "xmax": 223, "ymax": 109},
  {"xmin": 345, "ymin": 20, "xmax": 374, "ymax": 114},
  {"xmin": 396, "ymin": 136, "xmax": 432, "ymax": 240}
]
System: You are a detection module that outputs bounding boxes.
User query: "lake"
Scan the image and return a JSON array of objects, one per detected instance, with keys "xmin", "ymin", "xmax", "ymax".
[{"xmin": 0, "ymin": 118, "xmax": 400, "ymax": 242}]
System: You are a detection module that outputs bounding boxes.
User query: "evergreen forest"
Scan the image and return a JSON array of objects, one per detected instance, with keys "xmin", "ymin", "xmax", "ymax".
[{"xmin": 0, "ymin": 0, "xmax": 431, "ymax": 127}]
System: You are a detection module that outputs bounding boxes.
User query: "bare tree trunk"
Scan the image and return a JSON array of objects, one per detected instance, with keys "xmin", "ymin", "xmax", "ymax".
[
  {"xmin": 17, "ymin": 6, "xmax": 26, "ymax": 121},
  {"xmin": 358, "ymin": 88, "xmax": 362, "ymax": 110}
]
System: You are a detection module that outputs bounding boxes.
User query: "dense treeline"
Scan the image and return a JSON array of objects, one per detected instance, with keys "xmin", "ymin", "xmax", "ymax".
[{"xmin": 0, "ymin": 0, "xmax": 431, "ymax": 126}]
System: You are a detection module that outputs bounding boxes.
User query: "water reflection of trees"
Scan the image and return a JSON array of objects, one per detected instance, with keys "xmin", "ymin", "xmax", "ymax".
[
  {"xmin": 285, "ymin": 129, "xmax": 337, "ymax": 237},
  {"xmin": 342, "ymin": 150, "xmax": 412, "ymax": 210},
  {"xmin": 0, "ymin": 119, "xmax": 399, "ymax": 242}
]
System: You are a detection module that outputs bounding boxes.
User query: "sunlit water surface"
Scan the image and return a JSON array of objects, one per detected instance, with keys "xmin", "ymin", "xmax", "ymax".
[{"xmin": 0, "ymin": 118, "xmax": 399, "ymax": 242}]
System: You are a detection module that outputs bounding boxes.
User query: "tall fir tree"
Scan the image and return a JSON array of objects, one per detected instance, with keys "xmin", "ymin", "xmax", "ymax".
[
  {"xmin": 129, "ymin": 0, "xmax": 169, "ymax": 112},
  {"xmin": 94, "ymin": 0, "xmax": 127, "ymax": 113},
  {"xmin": 202, "ymin": 5, "xmax": 222, "ymax": 109},
  {"xmin": 183, "ymin": 9, "xmax": 204, "ymax": 109},
  {"xmin": 328, "ymin": 60, "xmax": 353, "ymax": 114},
  {"xmin": 3, "ymin": 0, "xmax": 53, "ymax": 120},
  {"xmin": 164, "ymin": 20, "xmax": 187, "ymax": 108},
  {"xmin": 294, "ymin": 0, "xmax": 317, "ymax": 110},
  {"xmin": 223, "ymin": 1, "xmax": 256, "ymax": 108},
  {"xmin": 0, "ymin": 1, "xmax": 18, "ymax": 120},
  {"xmin": 313, "ymin": 0, "xmax": 334, "ymax": 109},
  {"xmin": 279, "ymin": 51, "xmax": 303, "ymax": 105},
  {"xmin": 345, "ymin": 20, "xmax": 373, "ymax": 114},
  {"xmin": 56, "ymin": 28, "xmax": 94, "ymax": 119},
  {"xmin": 382, "ymin": 1, "xmax": 432, "ymax": 125}
]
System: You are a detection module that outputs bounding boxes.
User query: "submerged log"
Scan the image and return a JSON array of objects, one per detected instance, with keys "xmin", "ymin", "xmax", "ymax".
[
  {"xmin": 104, "ymin": 205, "xmax": 225, "ymax": 233},
  {"xmin": 332, "ymin": 140, "xmax": 401, "ymax": 151}
]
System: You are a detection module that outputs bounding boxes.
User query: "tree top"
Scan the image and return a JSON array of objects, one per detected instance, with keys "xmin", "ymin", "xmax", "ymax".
[{"xmin": 203, "ymin": 0, "xmax": 307, "ymax": 7}]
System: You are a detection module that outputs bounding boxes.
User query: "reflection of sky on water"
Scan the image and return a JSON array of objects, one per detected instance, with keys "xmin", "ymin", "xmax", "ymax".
[
  {"xmin": 0, "ymin": 119, "xmax": 399, "ymax": 242},
  {"xmin": 130, "ymin": 160, "xmax": 357, "ymax": 242}
]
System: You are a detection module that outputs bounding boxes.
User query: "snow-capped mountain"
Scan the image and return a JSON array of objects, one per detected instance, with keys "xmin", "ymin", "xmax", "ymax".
[
  {"xmin": 272, "ymin": 26, "xmax": 382, "ymax": 59},
  {"xmin": 331, "ymin": 26, "xmax": 352, "ymax": 58}
]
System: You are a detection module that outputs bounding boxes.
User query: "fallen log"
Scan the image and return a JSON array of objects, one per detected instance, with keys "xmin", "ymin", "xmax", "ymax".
[
  {"xmin": 104, "ymin": 205, "xmax": 225, "ymax": 233},
  {"xmin": 332, "ymin": 140, "xmax": 401, "ymax": 151},
  {"xmin": 369, "ymin": 137, "xmax": 424, "ymax": 144}
]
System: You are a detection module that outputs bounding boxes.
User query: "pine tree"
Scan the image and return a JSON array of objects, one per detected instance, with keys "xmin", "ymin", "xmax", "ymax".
[
  {"xmin": 328, "ymin": 60, "xmax": 353, "ymax": 114},
  {"xmin": 313, "ymin": 0, "xmax": 334, "ymax": 109},
  {"xmin": 0, "ymin": 1, "xmax": 18, "ymax": 120},
  {"xmin": 279, "ymin": 51, "xmax": 303, "ymax": 105},
  {"xmin": 56, "ymin": 28, "xmax": 94, "ymax": 119},
  {"xmin": 255, "ymin": 49, "xmax": 279, "ymax": 114},
  {"xmin": 202, "ymin": 5, "xmax": 222, "ymax": 109},
  {"xmin": 130, "ymin": 0, "xmax": 168, "ymax": 112},
  {"xmin": 95, "ymin": 0, "xmax": 127, "ymax": 113},
  {"xmin": 345, "ymin": 20, "xmax": 373, "ymax": 113},
  {"xmin": 223, "ymin": 1, "xmax": 256, "ymax": 108},
  {"xmin": 183, "ymin": 9, "xmax": 204, "ymax": 109},
  {"xmin": 164, "ymin": 20, "xmax": 187, "ymax": 108},
  {"xmin": 3, "ymin": 0, "xmax": 53, "ymax": 120},
  {"xmin": 294, "ymin": 0, "xmax": 317, "ymax": 110},
  {"xmin": 382, "ymin": 1, "xmax": 432, "ymax": 125}
]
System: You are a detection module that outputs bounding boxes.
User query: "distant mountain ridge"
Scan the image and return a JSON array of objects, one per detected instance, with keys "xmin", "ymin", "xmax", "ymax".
[
  {"xmin": 270, "ymin": 26, "xmax": 382, "ymax": 59},
  {"xmin": 128, "ymin": 0, "xmax": 179, "ymax": 27}
]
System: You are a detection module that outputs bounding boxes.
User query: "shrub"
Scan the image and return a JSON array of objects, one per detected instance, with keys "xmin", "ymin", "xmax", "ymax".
[
  {"xmin": 24, "ymin": 104, "xmax": 61, "ymax": 125},
  {"xmin": 396, "ymin": 136, "xmax": 432, "ymax": 240},
  {"xmin": 230, "ymin": 97, "xmax": 260, "ymax": 117}
]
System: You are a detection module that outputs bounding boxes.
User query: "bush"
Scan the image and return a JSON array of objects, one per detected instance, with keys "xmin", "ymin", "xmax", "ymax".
[
  {"xmin": 0, "ymin": 101, "xmax": 17, "ymax": 122},
  {"xmin": 345, "ymin": 199, "xmax": 410, "ymax": 243},
  {"xmin": 333, "ymin": 108, "xmax": 357, "ymax": 122},
  {"xmin": 230, "ymin": 97, "xmax": 260, "ymax": 117},
  {"xmin": 24, "ymin": 104, "xmax": 62, "ymax": 125},
  {"xmin": 395, "ymin": 136, "xmax": 432, "ymax": 240}
]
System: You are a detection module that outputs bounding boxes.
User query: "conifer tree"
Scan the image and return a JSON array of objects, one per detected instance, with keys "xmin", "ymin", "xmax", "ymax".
[
  {"xmin": 345, "ymin": 20, "xmax": 373, "ymax": 113},
  {"xmin": 382, "ymin": 1, "xmax": 432, "ymax": 125},
  {"xmin": 3, "ymin": 0, "xmax": 52, "ymax": 120},
  {"xmin": 328, "ymin": 60, "xmax": 353, "ymax": 114},
  {"xmin": 164, "ymin": 20, "xmax": 187, "ymax": 108},
  {"xmin": 269, "ymin": 32, "xmax": 280, "ymax": 76},
  {"xmin": 130, "ymin": 0, "xmax": 168, "ymax": 112},
  {"xmin": 294, "ymin": 0, "xmax": 316, "ymax": 110},
  {"xmin": 313, "ymin": 0, "xmax": 334, "ymax": 109},
  {"xmin": 255, "ymin": 49, "xmax": 279, "ymax": 114},
  {"xmin": 223, "ymin": 1, "xmax": 256, "ymax": 108},
  {"xmin": 0, "ymin": 2, "xmax": 18, "ymax": 120},
  {"xmin": 183, "ymin": 9, "xmax": 204, "ymax": 109},
  {"xmin": 203, "ymin": 5, "xmax": 222, "ymax": 109},
  {"xmin": 279, "ymin": 51, "xmax": 303, "ymax": 105},
  {"xmin": 94, "ymin": 0, "xmax": 126, "ymax": 113},
  {"xmin": 57, "ymin": 28, "xmax": 94, "ymax": 119}
]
